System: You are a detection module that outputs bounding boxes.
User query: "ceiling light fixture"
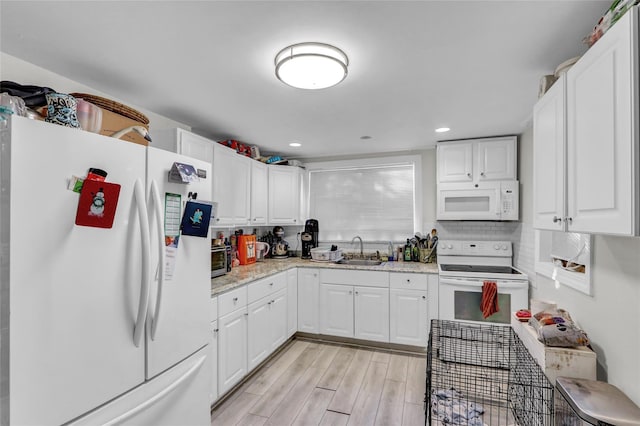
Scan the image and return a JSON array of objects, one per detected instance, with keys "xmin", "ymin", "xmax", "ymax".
[
  {"xmin": 435, "ymin": 127, "xmax": 450, "ymax": 133},
  {"xmin": 289, "ymin": 142, "xmax": 302, "ymax": 147},
  {"xmin": 275, "ymin": 42, "xmax": 349, "ymax": 90}
]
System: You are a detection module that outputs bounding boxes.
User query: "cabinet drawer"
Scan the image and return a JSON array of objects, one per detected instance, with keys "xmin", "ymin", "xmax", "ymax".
[
  {"xmin": 321, "ymin": 269, "xmax": 389, "ymax": 288},
  {"xmin": 218, "ymin": 286, "xmax": 248, "ymax": 317},
  {"xmin": 210, "ymin": 296, "xmax": 218, "ymax": 322},
  {"xmin": 248, "ymin": 272, "xmax": 287, "ymax": 304},
  {"xmin": 389, "ymin": 273, "xmax": 428, "ymax": 291}
]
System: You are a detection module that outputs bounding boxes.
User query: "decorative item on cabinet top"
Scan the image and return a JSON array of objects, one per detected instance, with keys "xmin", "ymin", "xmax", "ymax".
[{"xmin": 217, "ymin": 139, "xmax": 304, "ymax": 168}]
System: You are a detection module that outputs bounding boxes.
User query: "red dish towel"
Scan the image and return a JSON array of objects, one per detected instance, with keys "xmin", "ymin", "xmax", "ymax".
[{"xmin": 480, "ymin": 281, "xmax": 499, "ymax": 319}]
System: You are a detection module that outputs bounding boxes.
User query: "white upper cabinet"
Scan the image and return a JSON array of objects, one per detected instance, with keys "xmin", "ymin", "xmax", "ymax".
[
  {"xmin": 533, "ymin": 75, "xmax": 567, "ymax": 231},
  {"xmin": 437, "ymin": 141, "xmax": 474, "ymax": 182},
  {"xmin": 153, "ymin": 128, "xmax": 214, "ymax": 164},
  {"xmin": 534, "ymin": 8, "xmax": 639, "ymax": 236},
  {"xmin": 437, "ymin": 136, "xmax": 517, "ymax": 183},
  {"xmin": 250, "ymin": 161, "xmax": 268, "ymax": 225},
  {"xmin": 212, "ymin": 143, "xmax": 252, "ymax": 227},
  {"xmin": 475, "ymin": 138, "xmax": 517, "ymax": 181},
  {"xmin": 565, "ymin": 7, "xmax": 638, "ymax": 236},
  {"xmin": 268, "ymin": 165, "xmax": 301, "ymax": 225}
]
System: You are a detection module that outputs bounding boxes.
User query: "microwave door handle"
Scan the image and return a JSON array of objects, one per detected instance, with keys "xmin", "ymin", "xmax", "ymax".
[{"xmin": 149, "ymin": 180, "xmax": 165, "ymax": 341}]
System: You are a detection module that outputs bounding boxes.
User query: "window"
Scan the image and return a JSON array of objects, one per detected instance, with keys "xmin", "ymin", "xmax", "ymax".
[{"xmin": 306, "ymin": 156, "xmax": 422, "ymax": 242}]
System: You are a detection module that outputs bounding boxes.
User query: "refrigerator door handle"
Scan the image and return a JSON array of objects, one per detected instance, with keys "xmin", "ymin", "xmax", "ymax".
[
  {"xmin": 133, "ymin": 178, "xmax": 151, "ymax": 348},
  {"xmin": 149, "ymin": 179, "xmax": 165, "ymax": 341},
  {"xmin": 102, "ymin": 354, "xmax": 206, "ymax": 426}
]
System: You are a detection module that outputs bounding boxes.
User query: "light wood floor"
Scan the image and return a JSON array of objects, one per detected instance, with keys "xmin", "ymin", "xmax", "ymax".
[{"xmin": 211, "ymin": 339, "xmax": 427, "ymax": 426}]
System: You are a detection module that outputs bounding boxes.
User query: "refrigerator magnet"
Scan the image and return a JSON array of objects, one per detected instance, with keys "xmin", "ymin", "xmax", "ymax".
[
  {"xmin": 75, "ymin": 180, "xmax": 121, "ymax": 228},
  {"xmin": 168, "ymin": 162, "xmax": 199, "ymax": 184},
  {"xmin": 180, "ymin": 200, "xmax": 212, "ymax": 237}
]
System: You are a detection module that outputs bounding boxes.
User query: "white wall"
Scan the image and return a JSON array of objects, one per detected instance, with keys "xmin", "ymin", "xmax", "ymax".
[{"xmin": 0, "ymin": 53, "xmax": 190, "ymax": 134}]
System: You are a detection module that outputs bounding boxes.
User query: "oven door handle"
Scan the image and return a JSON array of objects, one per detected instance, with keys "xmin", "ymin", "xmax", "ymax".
[{"xmin": 439, "ymin": 277, "xmax": 527, "ymax": 289}]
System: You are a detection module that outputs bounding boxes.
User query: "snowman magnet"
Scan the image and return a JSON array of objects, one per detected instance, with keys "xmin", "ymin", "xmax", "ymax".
[{"xmin": 75, "ymin": 180, "xmax": 121, "ymax": 228}]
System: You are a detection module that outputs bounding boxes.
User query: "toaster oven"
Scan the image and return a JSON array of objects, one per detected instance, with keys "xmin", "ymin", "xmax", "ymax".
[{"xmin": 211, "ymin": 245, "xmax": 227, "ymax": 278}]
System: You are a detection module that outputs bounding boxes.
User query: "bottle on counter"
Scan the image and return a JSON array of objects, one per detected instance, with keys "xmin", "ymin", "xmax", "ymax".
[{"xmin": 404, "ymin": 239, "xmax": 412, "ymax": 261}]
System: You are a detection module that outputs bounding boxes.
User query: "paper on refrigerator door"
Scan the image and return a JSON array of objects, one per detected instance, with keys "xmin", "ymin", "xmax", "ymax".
[{"xmin": 163, "ymin": 193, "xmax": 182, "ymax": 280}]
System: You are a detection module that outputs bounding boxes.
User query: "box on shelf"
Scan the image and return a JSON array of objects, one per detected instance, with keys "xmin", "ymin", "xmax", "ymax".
[{"xmin": 511, "ymin": 313, "xmax": 596, "ymax": 384}]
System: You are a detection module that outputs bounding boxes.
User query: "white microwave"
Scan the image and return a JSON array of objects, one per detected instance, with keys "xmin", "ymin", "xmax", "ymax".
[{"xmin": 437, "ymin": 180, "xmax": 519, "ymax": 221}]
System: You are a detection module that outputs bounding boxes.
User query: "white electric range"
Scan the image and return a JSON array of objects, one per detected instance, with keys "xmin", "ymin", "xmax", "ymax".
[{"xmin": 437, "ymin": 240, "xmax": 529, "ymax": 325}]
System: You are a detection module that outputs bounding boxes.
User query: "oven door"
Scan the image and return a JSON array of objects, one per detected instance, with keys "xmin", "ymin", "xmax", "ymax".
[{"xmin": 439, "ymin": 277, "xmax": 528, "ymax": 324}]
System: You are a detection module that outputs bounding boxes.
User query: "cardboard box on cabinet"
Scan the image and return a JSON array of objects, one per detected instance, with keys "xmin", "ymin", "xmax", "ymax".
[{"xmin": 98, "ymin": 107, "xmax": 149, "ymax": 146}]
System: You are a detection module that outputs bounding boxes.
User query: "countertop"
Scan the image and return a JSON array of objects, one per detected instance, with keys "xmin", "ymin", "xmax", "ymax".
[{"xmin": 211, "ymin": 258, "xmax": 438, "ymax": 297}]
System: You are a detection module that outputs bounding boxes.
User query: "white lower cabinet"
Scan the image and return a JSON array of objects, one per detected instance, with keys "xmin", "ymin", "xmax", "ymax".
[
  {"xmin": 320, "ymin": 284, "xmax": 354, "ymax": 337},
  {"xmin": 298, "ymin": 268, "xmax": 320, "ymax": 333},
  {"xmin": 209, "ymin": 320, "xmax": 218, "ymax": 405},
  {"xmin": 269, "ymin": 289, "xmax": 288, "ymax": 352},
  {"xmin": 389, "ymin": 289, "xmax": 427, "ymax": 347},
  {"xmin": 247, "ymin": 296, "xmax": 272, "ymax": 371},
  {"xmin": 247, "ymin": 289, "xmax": 288, "ymax": 371},
  {"xmin": 319, "ymin": 275, "xmax": 390, "ymax": 344},
  {"xmin": 388, "ymin": 272, "xmax": 430, "ymax": 347},
  {"xmin": 286, "ymin": 268, "xmax": 298, "ymax": 338},
  {"xmin": 354, "ymin": 286, "xmax": 389, "ymax": 343},
  {"xmin": 217, "ymin": 307, "xmax": 247, "ymax": 396}
]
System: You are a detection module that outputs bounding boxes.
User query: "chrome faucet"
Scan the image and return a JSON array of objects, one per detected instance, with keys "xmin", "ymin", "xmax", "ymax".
[{"xmin": 351, "ymin": 235, "xmax": 364, "ymax": 257}]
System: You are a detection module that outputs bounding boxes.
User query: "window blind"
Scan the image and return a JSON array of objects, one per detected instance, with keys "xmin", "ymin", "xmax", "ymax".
[{"xmin": 309, "ymin": 164, "xmax": 415, "ymax": 242}]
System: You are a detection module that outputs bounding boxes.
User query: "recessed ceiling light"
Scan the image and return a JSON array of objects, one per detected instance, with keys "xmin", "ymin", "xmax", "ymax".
[
  {"xmin": 289, "ymin": 142, "xmax": 302, "ymax": 147},
  {"xmin": 275, "ymin": 42, "xmax": 349, "ymax": 90},
  {"xmin": 435, "ymin": 127, "xmax": 450, "ymax": 133}
]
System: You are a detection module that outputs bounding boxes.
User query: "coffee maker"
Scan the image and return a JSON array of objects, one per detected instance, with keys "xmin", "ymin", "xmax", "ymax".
[{"xmin": 301, "ymin": 219, "xmax": 319, "ymax": 259}]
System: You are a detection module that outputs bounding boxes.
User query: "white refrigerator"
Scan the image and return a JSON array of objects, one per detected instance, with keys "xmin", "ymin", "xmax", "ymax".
[{"xmin": 0, "ymin": 116, "xmax": 212, "ymax": 425}]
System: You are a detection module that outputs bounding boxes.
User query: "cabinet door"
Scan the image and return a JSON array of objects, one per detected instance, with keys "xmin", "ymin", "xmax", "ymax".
[
  {"xmin": 212, "ymin": 145, "xmax": 239, "ymax": 226},
  {"xmin": 218, "ymin": 308, "xmax": 247, "ymax": 396},
  {"xmin": 212, "ymin": 145, "xmax": 252, "ymax": 227},
  {"xmin": 297, "ymin": 268, "xmax": 319, "ymax": 333},
  {"xmin": 210, "ymin": 320, "xmax": 218, "ymax": 405},
  {"xmin": 320, "ymin": 284, "xmax": 354, "ymax": 338},
  {"xmin": 437, "ymin": 141, "xmax": 473, "ymax": 182},
  {"xmin": 268, "ymin": 165, "xmax": 301, "ymax": 225},
  {"xmin": 427, "ymin": 274, "xmax": 439, "ymax": 326},
  {"xmin": 269, "ymin": 289, "xmax": 288, "ymax": 352},
  {"xmin": 475, "ymin": 137, "xmax": 517, "ymax": 181},
  {"xmin": 533, "ymin": 76, "xmax": 567, "ymax": 231},
  {"xmin": 566, "ymin": 9, "xmax": 638, "ymax": 236},
  {"xmin": 179, "ymin": 131, "xmax": 214, "ymax": 164},
  {"xmin": 287, "ymin": 268, "xmax": 298, "ymax": 338},
  {"xmin": 247, "ymin": 298, "xmax": 271, "ymax": 371},
  {"xmin": 389, "ymin": 289, "xmax": 427, "ymax": 347},
  {"xmin": 354, "ymin": 286, "xmax": 389, "ymax": 343},
  {"xmin": 251, "ymin": 160, "xmax": 269, "ymax": 225}
]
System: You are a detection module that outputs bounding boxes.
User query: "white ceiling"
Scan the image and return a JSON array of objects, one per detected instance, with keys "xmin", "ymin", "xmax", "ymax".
[{"xmin": 1, "ymin": 1, "xmax": 609, "ymax": 159}]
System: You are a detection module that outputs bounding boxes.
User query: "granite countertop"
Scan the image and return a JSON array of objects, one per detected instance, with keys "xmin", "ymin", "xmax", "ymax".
[{"xmin": 211, "ymin": 258, "xmax": 438, "ymax": 297}]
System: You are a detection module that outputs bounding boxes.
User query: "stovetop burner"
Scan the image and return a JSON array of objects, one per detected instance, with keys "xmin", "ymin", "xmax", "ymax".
[{"xmin": 439, "ymin": 264, "xmax": 523, "ymax": 275}]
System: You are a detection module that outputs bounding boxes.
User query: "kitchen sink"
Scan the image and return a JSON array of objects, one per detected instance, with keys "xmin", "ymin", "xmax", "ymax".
[{"xmin": 336, "ymin": 259, "xmax": 383, "ymax": 266}]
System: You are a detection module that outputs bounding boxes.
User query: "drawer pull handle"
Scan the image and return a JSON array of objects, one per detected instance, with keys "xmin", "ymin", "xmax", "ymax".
[
  {"xmin": 406, "ymin": 279, "xmax": 411, "ymax": 283},
  {"xmin": 422, "ymin": 296, "xmax": 426, "ymax": 300},
  {"xmin": 269, "ymin": 283, "xmax": 273, "ymax": 286},
  {"xmin": 233, "ymin": 297, "xmax": 238, "ymax": 302}
]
